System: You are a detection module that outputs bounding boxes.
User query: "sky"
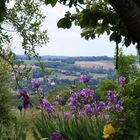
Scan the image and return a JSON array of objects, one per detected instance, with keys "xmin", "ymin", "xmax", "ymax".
[{"xmin": 12, "ymin": 3, "xmax": 137, "ymax": 57}]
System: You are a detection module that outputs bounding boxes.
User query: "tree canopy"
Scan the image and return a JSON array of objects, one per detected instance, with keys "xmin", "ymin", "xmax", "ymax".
[
  {"xmin": 0, "ymin": 0, "xmax": 49, "ymax": 87},
  {"xmin": 0, "ymin": 0, "xmax": 48, "ymax": 59},
  {"xmin": 0, "ymin": 0, "xmax": 139, "ymax": 72},
  {"xmin": 0, "ymin": 0, "xmax": 140, "ymax": 57},
  {"xmin": 45, "ymin": 0, "xmax": 140, "ymax": 52}
]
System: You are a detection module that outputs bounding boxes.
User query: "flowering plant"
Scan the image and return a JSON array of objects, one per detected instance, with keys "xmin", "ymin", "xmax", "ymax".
[{"xmin": 15, "ymin": 74, "xmax": 140, "ymax": 140}]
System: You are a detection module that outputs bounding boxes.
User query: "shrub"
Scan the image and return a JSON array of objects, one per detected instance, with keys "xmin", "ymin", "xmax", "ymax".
[{"xmin": 0, "ymin": 59, "xmax": 12, "ymax": 124}]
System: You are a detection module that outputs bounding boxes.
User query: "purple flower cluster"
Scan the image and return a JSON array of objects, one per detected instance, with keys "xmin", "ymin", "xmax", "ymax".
[
  {"xmin": 68, "ymin": 88, "xmax": 107, "ymax": 117},
  {"xmin": 80, "ymin": 74, "xmax": 89, "ymax": 83},
  {"xmin": 84, "ymin": 104, "xmax": 93, "ymax": 116},
  {"xmin": 118, "ymin": 76, "xmax": 126, "ymax": 87},
  {"xmin": 31, "ymin": 79, "xmax": 40, "ymax": 89},
  {"xmin": 19, "ymin": 89, "xmax": 33, "ymax": 109},
  {"xmin": 84, "ymin": 101, "xmax": 106, "ymax": 117},
  {"xmin": 50, "ymin": 132, "xmax": 65, "ymax": 140},
  {"xmin": 68, "ymin": 87, "xmax": 124, "ymax": 118},
  {"xmin": 95, "ymin": 101, "xmax": 105, "ymax": 112},
  {"xmin": 81, "ymin": 88, "xmax": 96, "ymax": 102},
  {"xmin": 106, "ymin": 90, "xmax": 123, "ymax": 112},
  {"xmin": 68, "ymin": 92, "xmax": 81, "ymax": 111},
  {"xmin": 68, "ymin": 88, "xmax": 95, "ymax": 112},
  {"xmin": 40, "ymin": 97, "xmax": 55, "ymax": 114},
  {"xmin": 17, "ymin": 75, "xmax": 125, "ymax": 124}
]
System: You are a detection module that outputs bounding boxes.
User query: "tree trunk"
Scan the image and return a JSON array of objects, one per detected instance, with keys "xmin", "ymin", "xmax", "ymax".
[{"xmin": 109, "ymin": 0, "xmax": 140, "ymax": 50}]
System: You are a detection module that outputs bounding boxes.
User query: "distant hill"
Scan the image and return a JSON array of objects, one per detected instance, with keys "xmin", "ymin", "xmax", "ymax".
[
  {"xmin": 43, "ymin": 55, "xmax": 113, "ymax": 61},
  {"xmin": 15, "ymin": 55, "xmax": 116, "ymax": 92},
  {"xmin": 41, "ymin": 55, "xmax": 68, "ymax": 60},
  {"xmin": 16, "ymin": 55, "xmax": 114, "ymax": 63}
]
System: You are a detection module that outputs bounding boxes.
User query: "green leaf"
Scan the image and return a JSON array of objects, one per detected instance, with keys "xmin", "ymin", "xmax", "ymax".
[
  {"xmin": 57, "ymin": 17, "xmax": 72, "ymax": 29},
  {"xmin": 124, "ymin": 38, "xmax": 132, "ymax": 47},
  {"xmin": 109, "ymin": 32, "xmax": 117, "ymax": 42},
  {"xmin": 45, "ymin": 0, "xmax": 57, "ymax": 7},
  {"xmin": 110, "ymin": 32, "xmax": 122, "ymax": 43},
  {"xmin": 50, "ymin": 0, "xmax": 57, "ymax": 7},
  {"xmin": 45, "ymin": 0, "xmax": 51, "ymax": 5},
  {"xmin": 69, "ymin": 0, "xmax": 75, "ymax": 7},
  {"xmin": 79, "ymin": 10, "xmax": 92, "ymax": 28},
  {"xmin": 78, "ymin": 0, "xmax": 84, "ymax": 4},
  {"xmin": 95, "ymin": 26, "xmax": 105, "ymax": 35},
  {"xmin": 0, "ymin": 0, "xmax": 6, "ymax": 22}
]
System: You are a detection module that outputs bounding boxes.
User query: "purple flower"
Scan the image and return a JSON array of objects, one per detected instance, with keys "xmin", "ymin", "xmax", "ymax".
[
  {"xmin": 31, "ymin": 79, "xmax": 40, "ymax": 89},
  {"xmin": 22, "ymin": 94, "xmax": 33, "ymax": 109},
  {"xmin": 106, "ymin": 90, "xmax": 123, "ymax": 112},
  {"xmin": 40, "ymin": 97, "xmax": 55, "ymax": 114},
  {"xmin": 19, "ymin": 89, "xmax": 27, "ymax": 97},
  {"xmin": 50, "ymin": 132, "xmax": 64, "ymax": 140},
  {"xmin": 68, "ymin": 88, "xmax": 95, "ymax": 113},
  {"xmin": 40, "ymin": 97, "xmax": 48, "ymax": 108},
  {"xmin": 68, "ymin": 96, "xmax": 77, "ymax": 106},
  {"xmin": 18, "ymin": 89, "xmax": 33, "ymax": 109},
  {"xmin": 106, "ymin": 90, "xmax": 117, "ymax": 102},
  {"xmin": 95, "ymin": 101, "xmax": 105, "ymax": 112},
  {"xmin": 81, "ymin": 88, "xmax": 95, "ymax": 101},
  {"xmin": 80, "ymin": 74, "xmax": 89, "ymax": 83},
  {"xmin": 118, "ymin": 76, "xmax": 126, "ymax": 87},
  {"xmin": 114, "ymin": 101, "xmax": 124, "ymax": 111},
  {"xmin": 63, "ymin": 112, "xmax": 71, "ymax": 119},
  {"xmin": 46, "ymin": 105, "xmax": 55, "ymax": 114},
  {"xmin": 84, "ymin": 104, "xmax": 93, "ymax": 116},
  {"xmin": 105, "ymin": 102, "xmax": 112, "ymax": 110},
  {"xmin": 68, "ymin": 92, "xmax": 81, "ymax": 110}
]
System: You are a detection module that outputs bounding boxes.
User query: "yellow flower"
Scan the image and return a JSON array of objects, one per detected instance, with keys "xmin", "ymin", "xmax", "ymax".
[{"xmin": 103, "ymin": 123, "xmax": 116, "ymax": 139}]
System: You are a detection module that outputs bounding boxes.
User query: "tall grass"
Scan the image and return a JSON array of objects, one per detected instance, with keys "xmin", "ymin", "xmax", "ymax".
[{"xmin": 33, "ymin": 112, "xmax": 105, "ymax": 140}]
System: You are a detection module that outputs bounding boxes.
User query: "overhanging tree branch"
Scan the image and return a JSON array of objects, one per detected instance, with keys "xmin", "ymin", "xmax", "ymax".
[{"xmin": 109, "ymin": 0, "xmax": 140, "ymax": 50}]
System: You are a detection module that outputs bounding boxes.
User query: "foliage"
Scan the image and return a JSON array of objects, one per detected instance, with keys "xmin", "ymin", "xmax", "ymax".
[
  {"xmin": 0, "ymin": 0, "xmax": 6, "ymax": 22},
  {"xmin": 0, "ymin": 120, "xmax": 27, "ymax": 140},
  {"xmin": 32, "ymin": 73, "xmax": 140, "ymax": 140},
  {"xmin": 31, "ymin": 53, "xmax": 140, "ymax": 140},
  {"xmin": 0, "ymin": 0, "xmax": 48, "ymax": 57},
  {"xmin": 1, "ymin": 1, "xmax": 140, "ymax": 139},
  {"xmin": 95, "ymin": 79, "xmax": 118, "ymax": 99},
  {"xmin": 0, "ymin": 111, "xmax": 37, "ymax": 140},
  {"xmin": 45, "ymin": 0, "xmax": 138, "ymax": 50},
  {"xmin": 0, "ymin": 52, "xmax": 139, "ymax": 140},
  {"xmin": 0, "ymin": 58, "xmax": 13, "ymax": 124},
  {"xmin": 116, "ymin": 49, "xmax": 139, "ymax": 80},
  {"xmin": 0, "ymin": 0, "xmax": 49, "ymax": 87},
  {"xmin": 33, "ymin": 113, "xmax": 104, "ymax": 140}
]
